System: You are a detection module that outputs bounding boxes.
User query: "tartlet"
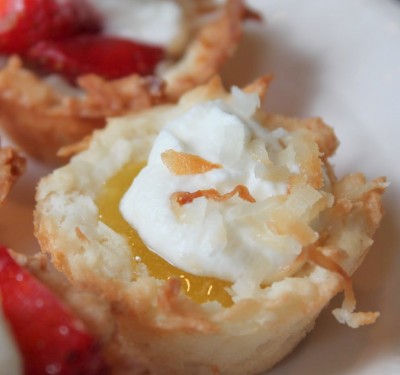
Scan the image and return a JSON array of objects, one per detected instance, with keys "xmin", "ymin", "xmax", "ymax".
[
  {"xmin": 34, "ymin": 77, "xmax": 386, "ymax": 375},
  {"xmin": 0, "ymin": 0, "xmax": 251, "ymax": 164}
]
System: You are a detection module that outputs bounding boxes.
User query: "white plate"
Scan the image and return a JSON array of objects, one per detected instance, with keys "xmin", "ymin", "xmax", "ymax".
[{"xmin": 1, "ymin": 0, "xmax": 400, "ymax": 374}]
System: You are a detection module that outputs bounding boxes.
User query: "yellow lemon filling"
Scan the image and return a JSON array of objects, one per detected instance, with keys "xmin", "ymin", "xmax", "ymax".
[{"xmin": 96, "ymin": 162, "xmax": 232, "ymax": 306}]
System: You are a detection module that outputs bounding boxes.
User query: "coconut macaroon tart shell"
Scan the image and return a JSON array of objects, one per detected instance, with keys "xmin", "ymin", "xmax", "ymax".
[
  {"xmin": 0, "ymin": 0, "xmax": 251, "ymax": 165},
  {"xmin": 34, "ymin": 77, "xmax": 386, "ymax": 375}
]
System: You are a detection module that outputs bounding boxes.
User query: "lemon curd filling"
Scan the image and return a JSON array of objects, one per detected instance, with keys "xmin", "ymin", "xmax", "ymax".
[{"xmin": 96, "ymin": 162, "xmax": 233, "ymax": 306}]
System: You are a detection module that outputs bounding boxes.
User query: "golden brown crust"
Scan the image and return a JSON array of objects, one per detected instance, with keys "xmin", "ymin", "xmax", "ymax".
[
  {"xmin": 0, "ymin": 57, "xmax": 165, "ymax": 164},
  {"xmin": 0, "ymin": 0, "xmax": 250, "ymax": 164},
  {"xmin": 34, "ymin": 78, "xmax": 386, "ymax": 374},
  {"xmin": 0, "ymin": 146, "xmax": 26, "ymax": 205},
  {"xmin": 259, "ymin": 113, "xmax": 339, "ymax": 159},
  {"xmin": 162, "ymin": 0, "xmax": 247, "ymax": 100}
]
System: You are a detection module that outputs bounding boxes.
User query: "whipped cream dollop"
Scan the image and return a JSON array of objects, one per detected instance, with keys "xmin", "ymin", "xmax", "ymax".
[
  {"xmin": 120, "ymin": 89, "xmax": 315, "ymax": 289},
  {"xmin": 0, "ymin": 307, "xmax": 22, "ymax": 375},
  {"xmin": 46, "ymin": 0, "xmax": 187, "ymax": 94},
  {"xmin": 91, "ymin": 0, "xmax": 187, "ymax": 53}
]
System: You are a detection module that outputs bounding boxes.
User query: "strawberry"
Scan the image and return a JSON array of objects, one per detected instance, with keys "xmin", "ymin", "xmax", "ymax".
[
  {"xmin": 0, "ymin": 246, "xmax": 109, "ymax": 375},
  {"xmin": 27, "ymin": 34, "xmax": 165, "ymax": 82},
  {"xmin": 0, "ymin": 0, "xmax": 101, "ymax": 54}
]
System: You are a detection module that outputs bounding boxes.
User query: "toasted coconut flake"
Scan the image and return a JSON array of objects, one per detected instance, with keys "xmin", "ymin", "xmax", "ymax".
[
  {"xmin": 326, "ymin": 174, "xmax": 387, "ymax": 241},
  {"xmin": 0, "ymin": 146, "xmax": 26, "ymax": 205},
  {"xmin": 243, "ymin": 74, "xmax": 273, "ymax": 101},
  {"xmin": 289, "ymin": 130, "xmax": 324, "ymax": 190},
  {"xmin": 267, "ymin": 184, "xmax": 332, "ymax": 246},
  {"xmin": 267, "ymin": 246, "xmax": 310, "ymax": 283},
  {"xmin": 333, "ymin": 174, "xmax": 388, "ymax": 202},
  {"xmin": 332, "ymin": 307, "xmax": 380, "ymax": 328},
  {"xmin": 320, "ymin": 245, "xmax": 349, "ymax": 264},
  {"xmin": 308, "ymin": 246, "xmax": 350, "ymax": 282},
  {"xmin": 260, "ymin": 114, "xmax": 339, "ymax": 159},
  {"xmin": 330, "ymin": 197, "xmax": 354, "ymax": 217},
  {"xmin": 268, "ymin": 211, "xmax": 317, "ymax": 247},
  {"xmin": 286, "ymin": 184, "xmax": 333, "ymax": 219},
  {"xmin": 68, "ymin": 74, "xmax": 166, "ymax": 118},
  {"xmin": 363, "ymin": 190, "xmax": 386, "ymax": 229},
  {"xmin": 173, "ymin": 184, "xmax": 256, "ymax": 206},
  {"xmin": 162, "ymin": 149, "xmax": 221, "ymax": 175},
  {"xmin": 308, "ymin": 246, "xmax": 379, "ymax": 328}
]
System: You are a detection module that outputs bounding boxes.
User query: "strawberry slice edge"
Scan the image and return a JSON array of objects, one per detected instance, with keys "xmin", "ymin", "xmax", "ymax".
[
  {"xmin": 0, "ymin": 0, "xmax": 102, "ymax": 54},
  {"xmin": 27, "ymin": 34, "xmax": 165, "ymax": 83},
  {"xmin": 0, "ymin": 246, "xmax": 110, "ymax": 375}
]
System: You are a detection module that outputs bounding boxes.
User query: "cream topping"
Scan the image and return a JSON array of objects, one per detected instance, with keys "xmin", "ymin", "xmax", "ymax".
[
  {"xmin": 46, "ymin": 0, "xmax": 187, "ymax": 94},
  {"xmin": 91, "ymin": 0, "xmax": 187, "ymax": 53},
  {"xmin": 119, "ymin": 89, "xmax": 326, "ymax": 290}
]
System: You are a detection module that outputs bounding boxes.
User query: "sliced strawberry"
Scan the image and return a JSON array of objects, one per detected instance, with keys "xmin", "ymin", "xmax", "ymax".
[
  {"xmin": 0, "ymin": 246, "xmax": 109, "ymax": 375},
  {"xmin": 27, "ymin": 34, "xmax": 165, "ymax": 82},
  {"xmin": 0, "ymin": 0, "xmax": 101, "ymax": 54}
]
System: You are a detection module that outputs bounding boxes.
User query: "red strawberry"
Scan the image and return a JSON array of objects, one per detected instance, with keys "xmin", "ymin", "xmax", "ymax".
[
  {"xmin": 27, "ymin": 34, "xmax": 165, "ymax": 82},
  {"xmin": 0, "ymin": 0, "xmax": 102, "ymax": 54},
  {"xmin": 0, "ymin": 246, "xmax": 109, "ymax": 375}
]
